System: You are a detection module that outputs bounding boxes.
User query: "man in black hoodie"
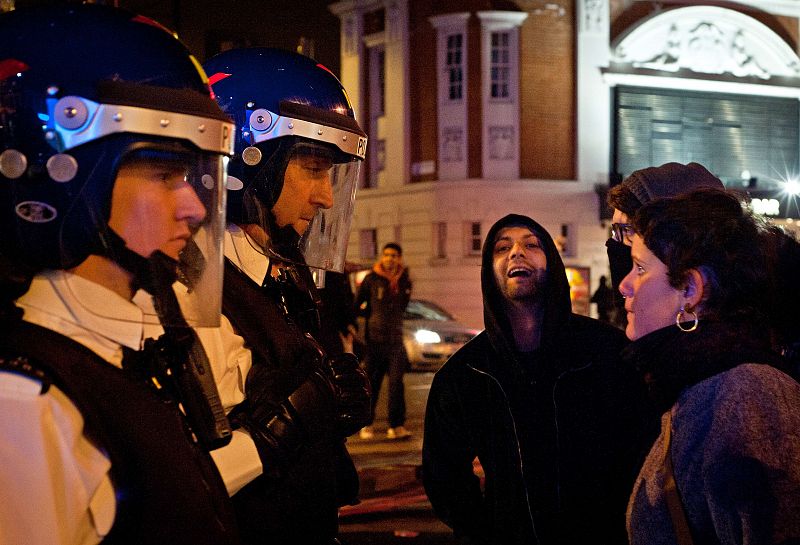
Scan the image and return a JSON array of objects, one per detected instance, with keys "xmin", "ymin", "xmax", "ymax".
[{"xmin": 423, "ymin": 214, "xmax": 655, "ymax": 545}]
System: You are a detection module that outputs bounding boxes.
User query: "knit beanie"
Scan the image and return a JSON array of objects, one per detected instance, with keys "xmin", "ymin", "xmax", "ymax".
[{"xmin": 623, "ymin": 162, "xmax": 724, "ymax": 206}]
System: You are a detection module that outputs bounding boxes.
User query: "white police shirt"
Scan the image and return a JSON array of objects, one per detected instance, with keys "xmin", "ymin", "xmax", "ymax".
[{"xmin": 1, "ymin": 270, "xmax": 139, "ymax": 545}]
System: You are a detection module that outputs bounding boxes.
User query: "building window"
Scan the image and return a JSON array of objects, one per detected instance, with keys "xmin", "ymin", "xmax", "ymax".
[
  {"xmin": 359, "ymin": 229, "xmax": 377, "ymax": 260},
  {"xmin": 464, "ymin": 222, "xmax": 482, "ymax": 256},
  {"xmin": 490, "ymin": 31, "xmax": 510, "ymax": 99},
  {"xmin": 446, "ymin": 33, "xmax": 463, "ymax": 101},
  {"xmin": 366, "ymin": 43, "xmax": 386, "ymax": 188},
  {"xmin": 434, "ymin": 222, "xmax": 447, "ymax": 258}
]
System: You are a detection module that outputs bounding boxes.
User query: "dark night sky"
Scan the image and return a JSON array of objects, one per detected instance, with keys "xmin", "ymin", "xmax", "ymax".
[
  {"xmin": 122, "ymin": 0, "xmax": 341, "ymax": 72},
  {"xmin": 14, "ymin": 0, "xmax": 342, "ymax": 75}
]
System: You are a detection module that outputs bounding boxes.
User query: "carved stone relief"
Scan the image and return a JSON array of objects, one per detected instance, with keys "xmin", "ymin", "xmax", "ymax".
[
  {"xmin": 613, "ymin": 6, "xmax": 800, "ymax": 79},
  {"xmin": 442, "ymin": 127, "xmax": 464, "ymax": 163},
  {"xmin": 582, "ymin": 0, "xmax": 605, "ymax": 33},
  {"xmin": 488, "ymin": 126, "xmax": 515, "ymax": 160}
]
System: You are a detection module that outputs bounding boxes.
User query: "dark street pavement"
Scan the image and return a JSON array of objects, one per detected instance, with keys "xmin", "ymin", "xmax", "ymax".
[{"xmin": 338, "ymin": 372, "xmax": 457, "ymax": 545}]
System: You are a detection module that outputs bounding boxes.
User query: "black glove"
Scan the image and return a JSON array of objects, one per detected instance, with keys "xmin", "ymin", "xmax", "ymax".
[
  {"xmin": 324, "ymin": 353, "xmax": 372, "ymax": 437},
  {"xmin": 230, "ymin": 367, "xmax": 335, "ymax": 480}
]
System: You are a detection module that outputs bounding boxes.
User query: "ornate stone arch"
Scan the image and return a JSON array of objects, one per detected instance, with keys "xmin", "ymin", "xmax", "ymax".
[{"xmin": 611, "ymin": 5, "xmax": 800, "ymax": 82}]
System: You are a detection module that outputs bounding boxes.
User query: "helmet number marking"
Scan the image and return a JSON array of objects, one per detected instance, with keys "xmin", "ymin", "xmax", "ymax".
[{"xmin": 356, "ymin": 137, "xmax": 367, "ymax": 159}]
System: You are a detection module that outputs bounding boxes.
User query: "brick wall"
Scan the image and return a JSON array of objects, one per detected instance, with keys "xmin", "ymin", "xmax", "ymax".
[{"xmin": 518, "ymin": 0, "xmax": 576, "ymax": 180}]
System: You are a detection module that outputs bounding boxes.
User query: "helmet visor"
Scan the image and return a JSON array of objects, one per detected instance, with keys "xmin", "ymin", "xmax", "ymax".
[
  {"xmin": 299, "ymin": 157, "xmax": 360, "ymax": 272},
  {"xmin": 238, "ymin": 141, "xmax": 360, "ymax": 272},
  {"xmin": 65, "ymin": 148, "xmax": 228, "ymax": 328}
]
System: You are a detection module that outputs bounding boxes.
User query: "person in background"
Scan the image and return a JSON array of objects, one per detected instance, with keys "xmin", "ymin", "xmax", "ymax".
[
  {"xmin": 203, "ymin": 47, "xmax": 371, "ymax": 544},
  {"xmin": 423, "ymin": 213, "xmax": 655, "ymax": 545},
  {"xmin": 605, "ymin": 162, "xmax": 724, "ymax": 324},
  {"xmin": 355, "ymin": 242, "xmax": 413, "ymax": 440},
  {"xmin": 619, "ymin": 188, "xmax": 800, "ymax": 545},
  {"xmin": 0, "ymin": 5, "xmax": 239, "ymax": 543},
  {"xmin": 590, "ymin": 275, "xmax": 614, "ymax": 325}
]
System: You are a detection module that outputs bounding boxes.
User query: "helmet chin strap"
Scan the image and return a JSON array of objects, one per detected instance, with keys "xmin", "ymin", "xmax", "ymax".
[
  {"xmin": 100, "ymin": 226, "xmax": 232, "ymax": 451},
  {"xmin": 266, "ymin": 222, "xmax": 302, "ymax": 265},
  {"xmin": 99, "ymin": 227, "xmax": 177, "ymax": 297}
]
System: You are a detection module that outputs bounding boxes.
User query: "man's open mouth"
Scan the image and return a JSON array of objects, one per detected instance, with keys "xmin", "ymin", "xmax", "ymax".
[{"xmin": 508, "ymin": 267, "xmax": 531, "ymax": 278}]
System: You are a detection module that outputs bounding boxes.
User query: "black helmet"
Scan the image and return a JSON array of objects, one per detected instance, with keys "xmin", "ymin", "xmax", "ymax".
[
  {"xmin": 0, "ymin": 4, "xmax": 234, "ymax": 325},
  {"xmin": 204, "ymin": 47, "xmax": 367, "ymax": 272}
]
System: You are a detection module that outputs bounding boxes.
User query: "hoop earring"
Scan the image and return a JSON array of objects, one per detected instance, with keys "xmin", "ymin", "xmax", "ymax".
[{"xmin": 675, "ymin": 306, "xmax": 698, "ymax": 333}]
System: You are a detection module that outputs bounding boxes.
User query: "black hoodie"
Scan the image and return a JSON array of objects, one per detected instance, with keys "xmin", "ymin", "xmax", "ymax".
[{"xmin": 423, "ymin": 214, "xmax": 657, "ymax": 545}]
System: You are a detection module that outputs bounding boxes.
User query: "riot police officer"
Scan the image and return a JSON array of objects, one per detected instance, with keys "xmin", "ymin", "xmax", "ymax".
[
  {"xmin": 0, "ymin": 5, "xmax": 239, "ymax": 544},
  {"xmin": 203, "ymin": 48, "xmax": 371, "ymax": 544}
]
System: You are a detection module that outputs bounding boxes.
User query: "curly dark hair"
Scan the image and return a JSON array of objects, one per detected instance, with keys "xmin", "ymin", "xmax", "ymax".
[
  {"xmin": 632, "ymin": 188, "xmax": 770, "ymax": 322},
  {"xmin": 606, "ymin": 183, "xmax": 643, "ymax": 218}
]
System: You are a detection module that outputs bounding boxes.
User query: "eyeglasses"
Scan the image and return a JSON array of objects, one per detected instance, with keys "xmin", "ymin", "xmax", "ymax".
[{"xmin": 611, "ymin": 222, "xmax": 634, "ymax": 244}]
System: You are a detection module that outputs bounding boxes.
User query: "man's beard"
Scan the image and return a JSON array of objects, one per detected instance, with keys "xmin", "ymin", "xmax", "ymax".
[{"xmin": 502, "ymin": 268, "xmax": 547, "ymax": 302}]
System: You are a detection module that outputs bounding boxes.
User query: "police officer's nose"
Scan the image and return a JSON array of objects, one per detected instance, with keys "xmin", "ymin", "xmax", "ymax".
[
  {"xmin": 177, "ymin": 183, "xmax": 207, "ymax": 225},
  {"xmin": 313, "ymin": 176, "xmax": 334, "ymax": 210}
]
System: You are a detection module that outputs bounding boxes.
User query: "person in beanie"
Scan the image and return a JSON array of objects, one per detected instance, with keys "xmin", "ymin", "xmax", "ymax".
[
  {"xmin": 355, "ymin": 242, "xmax": 413, "ymax": 440},
  {"xmin": 605, "ymin": 163, "xmax": 724, "ymax": 316},
  {"xmin": 607, "ymin": 161, "xmax": 800, "ymax": 375}
]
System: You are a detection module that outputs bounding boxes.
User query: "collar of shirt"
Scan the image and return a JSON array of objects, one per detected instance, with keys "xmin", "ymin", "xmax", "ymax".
[
  {"xmin": 224, "ymin": 224, "xmax": 270, "ymax": 286},
  {"xmin": 16, "ymin": 270, "xmax": 145, "ymax": 368}
]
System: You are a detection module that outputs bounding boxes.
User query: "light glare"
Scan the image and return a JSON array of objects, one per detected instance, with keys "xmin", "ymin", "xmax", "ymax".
[{"xmin": 414, "ymin": 329, "xmax": 441, "ymax": 344}]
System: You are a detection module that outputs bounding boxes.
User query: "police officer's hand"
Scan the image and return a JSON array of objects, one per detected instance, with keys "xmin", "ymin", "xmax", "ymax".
[
  {"xmin": 230, "ymin": 363, "xmax": 336, "ymax": 480},
  {"xmin": 323, "ymin": 353, "xmax": 372, "ymax": 437}
]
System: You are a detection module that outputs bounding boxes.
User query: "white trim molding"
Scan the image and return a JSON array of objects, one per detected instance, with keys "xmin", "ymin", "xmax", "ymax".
[
  {"xmin": 476, "ymin": 10, "xmax": 529, "ymax": 30},
  {"xmin": 602, "ymin": 70, "xmax": 800, "ymax": 98}
]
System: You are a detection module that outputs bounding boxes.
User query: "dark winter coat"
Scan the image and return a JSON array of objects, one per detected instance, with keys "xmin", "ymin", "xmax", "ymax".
[
  {"xmin": 354, "ymin": 267, "xmax": 411, "ymax": 344},
  {"xmin": 422, "ymin": 214, "xmax": 657, "ymax": 545},
  {"xmin": 623, "ymin": 320, "xmax": 800, "ymax": 545},
  {"xmin": 222, "ymin": 260, "xmax": 358, "ymax": 544}
]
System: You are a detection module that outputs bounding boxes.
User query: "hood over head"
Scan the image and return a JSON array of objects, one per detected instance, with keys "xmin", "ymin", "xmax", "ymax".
[{"xmin": 481, "ymin": 214, "xmax": 572, "ymax": 366}]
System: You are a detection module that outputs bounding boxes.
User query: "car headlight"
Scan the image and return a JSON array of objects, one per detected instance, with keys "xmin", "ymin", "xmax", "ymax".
[{"xmin": 414, "ymin": 329, "xmax": 441, "ymax": 344}]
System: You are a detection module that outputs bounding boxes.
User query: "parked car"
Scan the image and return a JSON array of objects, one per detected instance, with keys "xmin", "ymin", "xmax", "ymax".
[{"xmin": 402, "ymin": 299, "xmax": 480, "ymax": 372}]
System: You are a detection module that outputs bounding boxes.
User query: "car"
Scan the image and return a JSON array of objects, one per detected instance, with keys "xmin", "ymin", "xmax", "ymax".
[{"xmin": 402, "ymin": 299, "xmax": 481, "ymax": 372}]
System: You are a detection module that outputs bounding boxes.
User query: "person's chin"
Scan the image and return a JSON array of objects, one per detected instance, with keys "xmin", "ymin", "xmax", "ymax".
[
  {"xmin": 625, "ymin": 315, "xmax": 638, "ymax": 340},
  {"xmin": 292, "ymin": 219, "xmax": 311, "ymax": 235},
  {"xmin": 160, "ymin": 239, "xmax": 186, "ymax": 261}
]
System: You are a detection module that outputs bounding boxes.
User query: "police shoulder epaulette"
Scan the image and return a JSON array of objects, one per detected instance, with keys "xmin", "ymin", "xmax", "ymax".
[{"xmin": 0, "ymin": 356, "xmax": 51, "ymax": 394}]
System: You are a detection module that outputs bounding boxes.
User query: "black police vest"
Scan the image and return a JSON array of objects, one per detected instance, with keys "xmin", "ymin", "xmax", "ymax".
[
  {"xmin": 222, "ymin": 260, "xmax": 357, "ymax": 544},
  {"xmin": 0, "ymin": 319, "xmax": 239, "ymax": 545}
]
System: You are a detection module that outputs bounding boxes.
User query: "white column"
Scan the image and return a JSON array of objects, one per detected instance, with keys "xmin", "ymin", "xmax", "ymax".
[
  {"xmin": 383, "ymin": 0, "xmax": 410, "ymax": 189},
  {"xmin": 477, "ymin": 11, "xmax": 528, "ymax": 180},
  {"xmin": 330, "ymin": 2, "xmax": 365, "ymax": 124},
  {"xmin": 429, "ymin": 13, "xmax": 471, "ymax": 181},
  {"xmin": 577, "ymin": 0, "xmax": 612, "ymax": 188}
]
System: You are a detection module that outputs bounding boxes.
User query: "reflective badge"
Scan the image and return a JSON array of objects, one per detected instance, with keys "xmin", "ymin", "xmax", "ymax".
[{"xmin": 16, "ymin": 201, "xmax": 57, "ymax": 223}]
